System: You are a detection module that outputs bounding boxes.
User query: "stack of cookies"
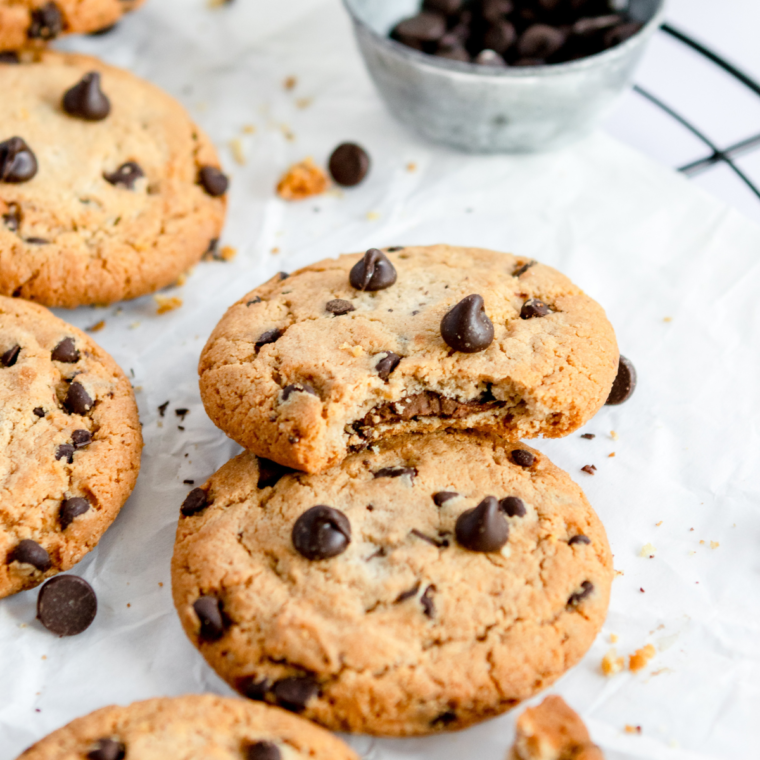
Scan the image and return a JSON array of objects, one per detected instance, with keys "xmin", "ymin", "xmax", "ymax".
[{"xmin": 171, "ymin": 244, "xmax": 623, "ymax": 737}]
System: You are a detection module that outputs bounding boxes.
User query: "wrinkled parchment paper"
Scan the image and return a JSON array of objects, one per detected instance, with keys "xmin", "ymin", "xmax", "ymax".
[{"xmin": 2, "ymin": 1, "xmax": 759, "ymax": 757}]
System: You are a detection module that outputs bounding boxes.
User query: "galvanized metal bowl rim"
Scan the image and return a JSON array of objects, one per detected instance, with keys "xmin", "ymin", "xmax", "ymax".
[{"xmin": 342, "ymin": 0, "xmax": 667, "ymax": 79}]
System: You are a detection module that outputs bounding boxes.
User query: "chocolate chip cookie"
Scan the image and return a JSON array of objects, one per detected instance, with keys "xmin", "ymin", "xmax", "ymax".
[
  {"xmin": 0, "ymin": 296, "xmax": 142, "ymax": 599},
  {"xmin": 17, "ymin": 694, "xmax": 358, "ymax": 760},
  {"xmin": 172, "ymin": 431, "xmax": 613, "ymax": 736},
  {"xmin": 199, "ymin": 245, "xmax": 618, "ymax": 473},
  {"xmin": 0, "ymin": 50, "xmax": 227, "ymax": 307},
  {"xmin": 0, "ymin": 1, "xmax": 145, "ymax": 52}
]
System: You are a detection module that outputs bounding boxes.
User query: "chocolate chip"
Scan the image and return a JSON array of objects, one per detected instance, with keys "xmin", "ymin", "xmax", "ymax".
[
  {"xmin": 0, "ymin": 137, "xmax": 38, "ymax": 183},
  {"xmin": 158, "ymin": 401, "xmax": 169, "ymax": 417},
  {"xmin": 606, "ymin": 355, "xmax": 636, "ymax": 405},
  {"xmin": 255, "ymin": 328, "xmax": 283, "ymax": 348},
  {"xmin": 483, "ymin": 20, "xmax": 517, "ymax": 54},
  {"xmin": 510, "ymin": 449, "xmax": 535, "ymax": 468},
  {"xmin": 572, "ymin": 14, "xmax": 621, "ymax": 36},
  {"xmin": 375, "ymin": 352, "xmax": 401, "ymax": 381},
  {"xmin": 25, "ymin": 237, "xmax": 48, "ymax": 245},
  {"xmin": 420, "ymin": 584, "xmax": 436, "ymax": 618},
  {"xmin": 432, "ymin": 710, "xmax": 457, "ymax": 727},
  {"xmin": 104, "ymin": 161, "xmax": 144, "ymax": 189},
  {"xmin": 55, "ymin": 444, "xmax": 75, "ymax": 464},
  {"xmin": 326, "ymin": 299, "xmax": 355, "ymax": 315},
  {"xmin": 272, "ymin": 676, "xmax": 319, "ymax": 713},
  {"xmin": 33, "ymin": 407, "xmax": 45, "ymax": 418},
  {"xmin": 65, "ymin": 382, "xmax": 93, "ymax": 416},
  {"xmin": 87, "ymin": 739, "xmax": 125, "ymax": 760},
  {"xmin": 175, "ymin": 408, "xmax": 189, "ymax": 420},
  {"xmin": 386, "ymin": 246, "xmax": 405, "ymax": 252},
  {"xmin": 349, "ymin": 248, "xmax": 397, "ymax": 292},
  {"xmin": 51, "ymin": 337, "xmax": 79, "ymax": 363},
  {"xmin": 569, "ymin": 535, "xmax": 591, "ymax": 546},
  {"xmin": 374, "ymin": 466, "xmax": 417, "ymax": 481},
  {"xmin": 37, "ymin": 575, "xmax": 97, "ymax": 636},
  {"xmin": 2, "ymin": 201, "xmax": 21, "ymax": 231},
  {"xmin": 455, "ymin": 496, "xmax": 509, "ymax": 552},
  {"xmin": 292, "ymin": 506, "xmax": 351, "ymax": 561},
  {"xmin": 581, "ymin": 433, "xmax": 595, "ymax": 440},
  {"xmin": 517, "ymin": 24, "xmax": 567, "ymax": 58},
  {"xmin": 28, "ymin": 2, "xmax": 63, "ymax": 40},
  {"xmin": 500, "ymin": 496, "xmax": 526, "ymax": 517},
  {"xmin": 62, "ymin": 72, "xmax": 111, "ymax": 121},
  {"xmin": 181, "ymin": 488, "xmax": 209, "ymax": 517},
  {"xmin": 436, "ymin": 45, "xmax": 470, "ymax": 62},
  {"xmin": 513, "ymin": 260, "xmax": 535, "ymax": 277},
  {"xmin": 10, "ymin": 540, "xmax": 51, "ymax": 572},
  {"xmin": 279, "ymin": 272, "xmax": 289, "ymax": 280},
  {"xmin": 193, "ymin": 596, "xmax": 225, "ymax": 641},
  {"xmin": 247, "ymin": 296, "xmax": 262, "ymax": 306},
  {"xmin": 238, "ymin": 675, "xmax": 270, "ymax": 701},
  {"xmin": 1, "ymin": 344, "xmax": 20, "ymax": 367},
  {"xmin": 392, "ymin": 12, "xmax": 447, "ymax": 49},
  {"xmin": 60, "ymin": 497, "xmax": 90, "ymax": 529},
  {"xmin": 423, "ymin": 0, "xmax": 462, "ymax": 13},
  {"xmin": 245, "ymin": 741, "xmax": 281, "ymax": 760},
  {"xmin": 199, "ymin": 166, "xmax": 229, "ymax": 197},
  {"xmin": 604, "ymin": 21, "xmax": 642, "ymax": 48},
  {"xmin": 433, "ymin": 491, "xmax": 458, "ymax": 506},
  {"xmin": 396, "ymin": 582, "xmax": 421, "ymax": 602},
  {"xmin": 411, "ymin": 529, "xmax": 449, "ymax": 548},
  {"xmin": 568, "ymin": 580, "xmax": 594, "ymax": 607},
  {"xmin": 328, "ymin": 143, "xmax": 370, "ymax": 187},
  {"xmin": 257, "ymin": 458, "xmax": 295, "ymax": 489},
  {"xmin": 0, "ymin": 52, "xmax": 20, "ymax": 64},
  {"xmin": 520, "ymin": 298, "xmax": 550, "ymax": 319},
  {"xmin": 71, "ymin": 429, "xmax": 92, "ymax": 449},
  {"xmin": 581, "ymin": 464, "xmax": 596, "ymax": 475},
  {"xmin": 282, "ymin": 383, "xmax": 318, "ymax": 402},
  {"xmin": 441, "ymin": 294, "xmax": 494, "ymax": 353},
  {"xmin": 474, "ymin": 49, "xmax": 506, "ymax": 65}
]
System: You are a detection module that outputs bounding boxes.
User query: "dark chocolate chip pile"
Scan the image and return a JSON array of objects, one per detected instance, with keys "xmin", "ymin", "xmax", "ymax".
[{"xmin": 390, "ymin": 0, "xmax": 643, "ymax": 67}]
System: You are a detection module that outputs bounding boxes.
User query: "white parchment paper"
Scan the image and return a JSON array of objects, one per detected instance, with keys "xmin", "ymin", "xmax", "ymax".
[{"xmin": 2, "ymin": 1, "xmax": 759, "ymax": 757}]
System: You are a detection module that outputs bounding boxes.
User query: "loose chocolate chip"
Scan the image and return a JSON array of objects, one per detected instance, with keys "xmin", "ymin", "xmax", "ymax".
[
  {"xmin": 255, "ymin": 328, "xmax": 283, "ymax": 348},
  {"xmin": 573, "ymin": 14, "xmax": 621, "ymax": 36},
  {"xmin": 193, "ymin": 596, "xmax": 225, "ymax": 641},
  {"xmin": 375, "ymin": 352, "xmax": 401, "ymax": 381},
  {"xmin": 581, "ymin": 464, "xmax": 596, "ymax": 475},
  {"xmin": 71, "ymin": 429, "xmax": 92, "ymax": 449},
  {"xmin": 349, "ymin": 248, "xmax": 397, "ymax": 292},
  {"xmin": 517, "ymin": 24, "xmax": 567, "ymax": 58},
  {"xmin": 104, "ymin": 161, "xmax": 144, "ymax": 189},
  {"xmin": 2, "ymin": 201, "xmax": 21, "ymax": 231},
  {"xmin": 483, "ymin": 20, "xmax": 517, "ymax": 54},
  {"xmin": 606, "ymin": 355, "xmax": 637, "ymax": 405},
  {"xmin": 10, "ymin": 539, "xmax": 52, "ymax": 572},
  {"xmin": 239, "ymin": 675, "xmax": 270, "ymax": 701},
  {"xmin": 455, "ymin": 496, "xmax": 509, "ymax": 552},
  {"xmin": 257, "ymin": 458, "xmax": 295, "ymax": 489},
  {"xmin": 436, "ymin": 45, "xmax": 471, "ymax": 62},
  {"xmin": 513, "ymin": 260, "xmax": 535, "ymax": 277},
  {"xmin": 28, "ymin": 2, "xmax": 63, "ymax": 40},
  {"xmin": 510, "ymin": 449, "xmax": 535, "ymax": 468},
  {"xmin": 604, "ymin": 21, "xmax": 642, "ymax": 48},
  {"xmin": 282, "ymin": 383, "xmax": 318, "ymax": 402},
  {"xmin": 500, "ymin": 496, "xmax": 526, "ymax": 517},
  {"xmin": 474, "ymin": 49, "xmax": 506, "ymax": 66},
  {"xmin": 580, "ymin": 433, "xmax": 595, "ymax": 440},
  {"xmin": 60, "ymin": 497, "xmax": 90, "ymax": 529},
  {"xmin": 420, "ymin": 584, "xmax": 436, "ymax": 618},
  {"xmin": 374, "ymin": 466, "xmax": 417, "ymax": 481},
  {"xmin": 0, "ymin": 52, "xmax": 20, "ymax": 64},
  {"xmin": 520, "ymin": 298, "xmax": 550, "ymax": 319},
  {"xmin": 65, "ymin": 382, "xmax": 93, "ymax": 415},
  {"xmin": 433, "ymin": 491, "xmax": 458, "ymax": 506},
  {"xmin": 51, "ymin": 337, "xmax": 79, "ymax": 363},
  {"xmin": 158, "ymin": 401, "xmax": 169, "ymax": 417},
  {"xmin": 568, "ymin": 580, "xmax": 594, "ymax": 607},
  {"xmin": 0, "ymin": 137, "xmax": 38, "ymax": 183},
  {"xmin": 175, "ymin": 408, "xmax": 189, "ymax": 420},
  {"xmin": 245, "ymin": 741, "xmax": 281, "ymax": 760},
  {"xmin": 325, "ymin": 299, "xmax": 355, "ymax": 315},
  {"xmin": 181, "ymin": 488, "xmax": 208, "ymax": 517},
  {"xmin": 199, "ymin": 166, "xmax": 229, "ymax": 197},
  {"xmin": 569, "ymin": 535, "xmax": 591, "ymax": 546},
  {"xmin": 62, "ymin": 72, "xmax": 111, "ymax": 121},
  {"xmin": 55, "ymin": 444, "xmax": 75, "ymax": 464},
  {"xmin": 392, "ymin": 12, "xmax": 447, "ymax": 49},
  {"xmin": 441, "ymin": 294, "xmax": 494, "ymax": 353},
  {"xmin": 37, "ymin": 575, "xmax": 97, "ymax": 636},
  {"xmin": 272, "ymin": 677, "xmax": 319, "ymax": 713},
  {"xmin": 432, "ymin": 710, "xmax": 458, "ymax": 727},
  {"xmin": 33, "ymin": 407, "xmax": 45, "ymax": 418},
  {"xmin": 1, "ymin": 344, "xmax": 20, "ymax": 367},
  {"xmin": 292, "ymin": 506, "xmax": 351, "ymax": 561},
  {"xmin": 396, "ymin": 582, "xmax": 421, "ymax": 603},
  {"xmin": 87, "ymin": 739, "xmax": 125, "ymax": 760},
  {"xmin": 328, "ymin": 143, "xmax": 370, "ymax": 187}
]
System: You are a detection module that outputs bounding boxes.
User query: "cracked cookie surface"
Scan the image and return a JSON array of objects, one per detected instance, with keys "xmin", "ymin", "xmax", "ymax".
[
  {"xmin": 171, "ymin": 431, "xmax": 612, "ymax": 736},
  {"xmin": 0, "ymin": 295, "xmax": 142, "ymax": 599},
  {"xmin": 199, "ymin": 245, "xmax": 618, "ymax": 473},
  {"xmin": 0, "ymin": 50, "xmax": 226, "ymax": 307},
  {"xmin": 18, "ymin": 693, "xmax": 358, "ymax": 760}
]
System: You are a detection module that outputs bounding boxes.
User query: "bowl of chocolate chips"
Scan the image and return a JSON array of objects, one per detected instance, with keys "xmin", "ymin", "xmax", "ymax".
[{"xmin": 343, "ymin": 0, "xmax": 665, "ymax": 152}]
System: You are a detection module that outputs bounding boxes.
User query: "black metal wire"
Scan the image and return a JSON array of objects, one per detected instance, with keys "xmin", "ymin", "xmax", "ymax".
[{"xmin": 680, "ymin": 132, "xmax": 760, "ymax": 176}]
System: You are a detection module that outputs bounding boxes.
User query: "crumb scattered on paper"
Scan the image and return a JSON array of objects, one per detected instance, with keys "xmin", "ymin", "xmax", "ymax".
[
  {"xmin": 581, "ymin": 433, "xmax": 595, "ymax": 440},
  {"xmin": 218, "ymin": 245, "xmax": 237, "ymax": 262},
  {"xmin": 366, "ymin": 211, "xmax": 380, "ymax": 221},
  {"xmin": 271, "ymin": 247, "xmax": 280, "ymax": 255},
  {"xmin": 276, "ymin": 158, "xmax": 329, "ymax": 201},
  {"xmin": 242, "ymin": 124, "xmax": 256, "ymax": 134},
  {"xmin": 86, "ymin": 320, "xmax": 105, "ymax": 333},
  {"xmin": 610, "ymin": 633, "xmax": 619, "ymax": 643},
  {"xmin": 229, "ymin": 137, "xmax": 246, "ymax": 165},
  {"xmin": 656, "ymin": 521, "xmax": 663, "ymax": 526},
  {"xmin": 155, "ymin": 296, "xmax": 183, "ymax": 315},
  {"xmin": 602, "ymin": 649, "xmax": 625, "ymax": 676},
  {"xmin": 625, "ymin": 725, "xmax": 642, "ymax": 734},
  {"xmin": 640, "ymin": 542, "xmax": 656, "ymax": 558},
  {"xmin": 711, "ymin": 541, "xmax": 720, "ymax": 549},
  {"xmin": 629, "ymin": 644, "xmax": 656, "ymax": 673},
  {"xmin": 664, "ymin": 316, "xmax": 672, "ymax": 322},
  {"xmin": 608, "ymin": 452, "xmax": 616, "ymax": 458},
  {"xmin": 295, "ymin": 97, "xmax": 312, "ymax": 109},
  {"xmin": 581, "ymin": 464, "xmax": 597, "ymax": 475},
  {"xmin": 407, "ymin": 162, "xmax": 417, "ymax": 172},
  {"xmin": 283, "ymin": 76, "xmax": 297, "ymax": 90},
  {"xmin": 611, "ymin": 430, "xmax": 620, "ymax": 441}
]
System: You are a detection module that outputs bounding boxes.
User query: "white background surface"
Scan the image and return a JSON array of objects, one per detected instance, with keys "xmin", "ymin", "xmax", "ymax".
[{"xmin": 1, "ymin": 1, "xmax": 759, "ymax": 758}]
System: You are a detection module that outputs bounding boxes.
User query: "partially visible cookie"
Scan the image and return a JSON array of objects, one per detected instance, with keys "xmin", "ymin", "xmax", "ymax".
[
  {"xmin": 172, "ymin": 431, "xmax": 613, "ymax": 736},
  {"xmin": 199, "ymin": 245, "xmax": 618, "ymax": 473},
  {"xmin": 0, "ymin": 50, "xmax": 227, "ymax": 307},
  {"xmin": 17, "ymin": 694, "xmax": 358, "ymax": 759},
  {"xmin": 509, "ymin": 695, "xmax": 604, "ymax": 760},
  {"xmin": 0, "ymin": 296, "xmax": 142, "ymax": 599},
  {"xmin": 0, "ymin": 1, "xmax": 145, "ymax": 52}
]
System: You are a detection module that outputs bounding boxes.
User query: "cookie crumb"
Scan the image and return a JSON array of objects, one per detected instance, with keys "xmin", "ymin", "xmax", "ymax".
[
  {"xmin": 581, "ymin": 464, "xmax": 596, "ymax": 475},
  {"xmin": 663, "ymin": 316, "xmax": 672, "ymax": 322},
  {"xmin": 625, "ymin": 725, "xmax": 642, "ymax": 734},
  {"xmin": 610, "ymin": 430, "xmax": 620, "ymax": 441},
  {"xmin": 283, "ymin": 76, "xmax": 297, "ymax": 90},
  {"xmin": 155, "ymin": 296, "xmax": 183, "ymax": 315},
  {"xmin": 629, "ymin": 643, "xmax": 656, "ymax": 672},
  {"xmin": 639, "ymin": 542, "xmax": 656, "ymax": 557},
  {"xmin": 229, "ymin": 137, "xmax": 246, "ymax": 165},
  {"xmin": 242, "ymin": 124, "xmax": 256, "ymax": 134},
  {"xmin": 608, "ymin": 452, "xmax": 615, "ymax": 458},
  {"xmin": 280, "ymin": 124, "xmax": 295, "ymax": 141},
  {"xmin": 710, "ymin": 540, "xmax": 720, "ymax": 549},
  {"xmin": 407, "ymin": 162, "xmax": 417, "ymax": 172},
  {"xmin": 271, "ymin": 247, "xmax": 280, "ymax": 255},
  {"xmin": 295, "ymin": 97, "xmax": 312, "ymax": 109},
  {"xmin": 366, "ymin": 211, "xmax": 380, "ymax": 221},
  {"xmin": 175, "ymin": 272, "xmax": 188, "ymax": 287},
  {"xmin": 601, "ymin": 649, "xmax": 624, "ymax": 676},
  {"xmin": 276, "ymin": 158, "xmax": 329, "ymax": 201},
  {"xmin": 610, "ymin": 633, "xmax": 619, "ymax": 643},
  {"xmin": 219, "ymin": 245, "xmax": 237, "ymax": 262},
  {"xmin": 656, "ymin": 521, "xmax": 663, "ymax": 526},
  {"xmin": 581, "ymin": 433, "xmax": 595, "ymax": 440},
  {"xmin": 86, "ymin": 320, "xmax": 105, "ymax": 333}
]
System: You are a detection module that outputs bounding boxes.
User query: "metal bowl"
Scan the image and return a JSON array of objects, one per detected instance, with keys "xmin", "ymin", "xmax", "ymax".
[{"xmin": 342, "ymin": 0, "xmax": 666, "ymax": 153}]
